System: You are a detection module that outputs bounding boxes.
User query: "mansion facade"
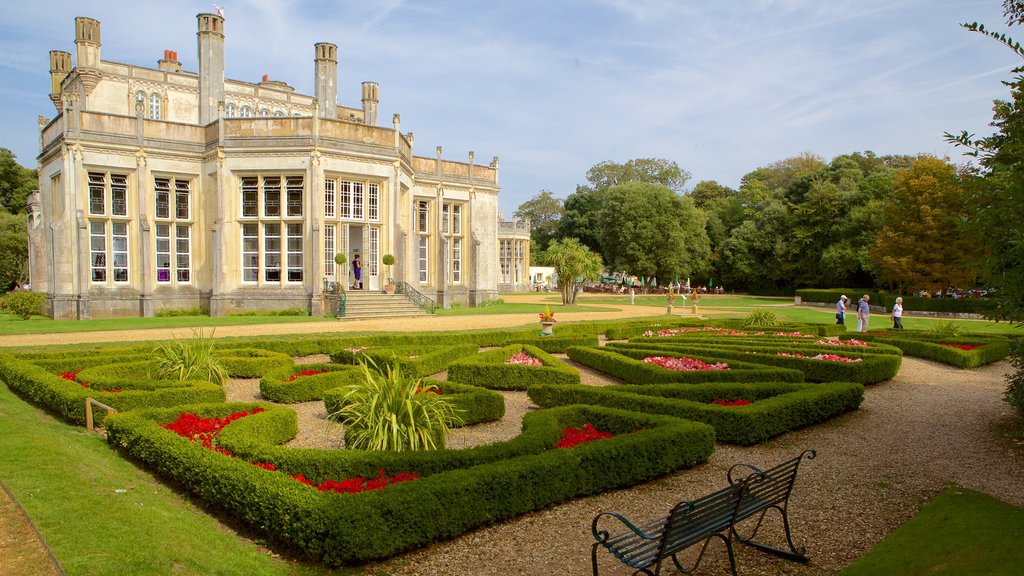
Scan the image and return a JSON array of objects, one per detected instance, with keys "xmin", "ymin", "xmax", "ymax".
[{"xmin": 29, "ymin": 13, "xmax": 511, "ymax": 319}]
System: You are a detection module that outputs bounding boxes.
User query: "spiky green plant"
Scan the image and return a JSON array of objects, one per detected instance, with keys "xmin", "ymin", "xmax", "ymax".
[
  {"xmin": 329, "ymin": 359, "xmax": 462, "ymax": 451},
  {"xmin": 745, "ymin": 308, "xmax": 783, "ymax": 327},
  {"xmin": 927, "ymin": 320, "xmax": 964, "ymax": 338},
  {"xmin": 152, "ymin": 329, "xmax": 228, "ymax": 385}
]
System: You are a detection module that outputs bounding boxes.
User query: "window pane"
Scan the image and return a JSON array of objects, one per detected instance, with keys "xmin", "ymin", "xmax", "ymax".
[
  {"xmin": 241, "ymin": 178, "xmax": 258, "ymax": 217},
  {"xmin": 111, "ymin": 175, "xmax": 128, "ymax": 216},
  {"xmin": 263, "ymin": 177, "xmax": 280, "ymax": 217},
  {"xmin": 176, "ymin": 225, "xmax": 191, "ymax": 282},
  {"xmin": 352, "ymin": 182, "xmax": 364, "ymax": 219},
  {"xmin": 242, "ymin": 223, "xmax": 258, "ymax": 282},
  {"xmin": 264, "ymin": 223, "xmax": 281, "ymax": 281},
  {"xmin": 175, "ymin": 180, "xmax": 190, "ymax": 220},
  {"xmin": 324, "ymin": 179, "xmax": 336, "ymax": 218},
  {"xmin": 368, "ymin": 183, "xmax": 379, "ymax": 222},
  {"xmin": 339, "ymin": 181, "xmax": 352, "ymax": 219},
  {"xmin": 89, "ymin": 172, "xmax": 106, "ymax": 215},
  {"xmin": 286, "ymin": 177, "xmax": 303, "ymax": 217},
  {"xmin": 287, "ymin": 223, "xmax": 303, "ymax": 282},
  {"xmin": 155, "ymin": 178, "xmax": 170, "ymax": 219}
]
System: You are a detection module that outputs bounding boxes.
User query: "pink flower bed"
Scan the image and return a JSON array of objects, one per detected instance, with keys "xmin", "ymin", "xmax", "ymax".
[
  {"xmin": 776, "ymin": 352, "xmax": 862, "ymax": 363},
  {"xmin": 556, "ymin": 423, "xmax": 614, "ymax": 449},
  {"xmin": 815, "ymin": 339, "xmax": 869, "ymax": 347},
  {"xmin": 506, "ymin": 352, "xmax": 543, "ymax": 366},
  {"xmin": 642, "ymin": 356, "xmax": 730, "ymax": 371}
]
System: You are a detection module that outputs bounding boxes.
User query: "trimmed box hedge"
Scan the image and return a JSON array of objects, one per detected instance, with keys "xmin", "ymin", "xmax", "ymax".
[
  {"xmin": 0, "ymin": 353, "xmax": 224, "ymax": 425},
  {"xmin": 260, "ymin": 363, "xmax": 365, "ymax": 403},
  {"xmin": 217, "ymin": 348, "xmax": 294, "ymax": 378},
  {"xmin": 329, "ymin": 344, "xmax": 478, "ymax": 377},
  {"xmin": 627, "ymin": 335, "xmax": 904, "ymax": 357},
  {"xmin": 529, "ymin": 380, "xmax": 864, "ymax": 445},
  {"xmin": 856, "ymin": 333, "xmax": 1010, "ymax": 368},
  {"xmin": 104, "ymin": 402, "xmax": 715, "ymax": 565},
  {"xmin": 321, "ymin": 378, "xmax": 505, "ymax": 427},
  {"xmin": 608, "ymin": 341, "xmax": 902, "ymax": 384},
  {"xmin": 795, "ymin": 289, "xmax": 996, "ymax": 315},
  {"xmin": 447, "ymin": 344, "xmax": 580, "ymax": 389},
  {"xmin": 565, "ymin": 346, "xmax": 804, "ymax": 384}
]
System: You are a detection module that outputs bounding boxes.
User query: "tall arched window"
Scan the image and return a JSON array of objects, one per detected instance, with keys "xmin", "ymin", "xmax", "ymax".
[
  {"xmin": 240, "ymin": 105, "xmax": 253, "ymax": 118},
  {"xmin": 225, "ymin": 102, "xmax": 237, "ymax": 117},
  {"xmin": 274, "ymin": 109, "xmax": 285, "ymax": 117},
  {"xmin": 149, "ymin": 93, "xmax": 161, "ymax": 120},
  {"xmin": 259, "ymin": 108, "xmax": 270, "ymax": 117}
]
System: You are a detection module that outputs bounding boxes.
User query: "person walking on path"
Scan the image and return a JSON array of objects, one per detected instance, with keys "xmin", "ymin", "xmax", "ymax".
[
  {"xmin": 856, "ymin": 294, "xmax": 871, "ymax": 332},
  {"xmin": 836, "ymin": 295, "xmax": 848, "ymax": 325},
  {"xmin": 892, "ymin": 297, "xmax": 904, "ymax": 330},
  {"xmin": 629, "ymin": 287, "xmax": 635, "ymax": 305}
]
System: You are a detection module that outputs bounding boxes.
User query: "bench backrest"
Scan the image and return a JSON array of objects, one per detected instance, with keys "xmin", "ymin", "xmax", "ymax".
[
  {"xmin": 659, "ymin": 482, "xmax": 745, "ymax": 558},
  {"xmin": 734, "ymin": 449, "xmax": 815, "ymax": 522}
]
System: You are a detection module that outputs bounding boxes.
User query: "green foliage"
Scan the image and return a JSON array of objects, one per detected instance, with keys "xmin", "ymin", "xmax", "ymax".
[
  {"xmin": 259, "ymin": 363, "xmax": 362, "ymax": 403},
  {"xmin": 514, "ymin": 189, "xmax": 564, "ymax": 256},
  {"xmin": 566, "ymin": 346, "xmax": 804, "ymax": 384},
  {"xmin": 216, "ymin": 348, "xmax": 294, "ymax": 378},
  {"xmin": 0, "ymin": 148, "xmax": 36, "ymax": 215},
  {"xmin": 324, "ymin": 379, "xmax": 505, "ymax": 427},
  {"xmin": 2, "ymin": 290, "xmax": 46, "ymax": 319},
  {"xmin": 927, "ymin": 320, "xmax": 965, "ymax": 338},
  {"xmin": 104, "ymin": 403, "xmax": 714, "ymax": 565},
  {"xmin": 229, "ymin": 307, "xmax": 307, "ymax": 317},
  {"xmin": 529, "ymin": 380, "xmax": 864, "ymax": 445},
  {"xmin": 586, "ymin": 158, "xmax": 691, "ymax": 193},
  {"xmin": 154, "ymin": 307, "xmax": 207, "ymax": 317},
  {"xmin": 744, "ymin": 309, "xmax": 783, "ymax": 327},
  {"xmin": 0, "ymin": 212, "xmax": 29, "ymax": 291},
  {"xmin": 478, "ymin": 297, "xmax": 505, "ymax": 307},
  {"xmin": 447, "ymin": 344, "xmax": 580, "ymax": 389},
  {"xmin": 871, "ymin": 156, "xmax": 976, "ymax": 292},
  {"xmin": 856, "ymin": 332, "xmax": 1011, "ymax": 368},
  {"xmin": 329, "ymin": 360, "xmax": 463, "ymax": 451},
  {"xmin": 153, "ymin": 329, "xmax": 229, "ymax": 385},
  {"xmin": 1004, "ymin": 341, "xmax": 1024, "ymax": 417},
  {"xmin": 542, "ymin": 237, "xmax": 603, "ymax": 305},
  {"xmin": 596, "ymin": 182, "xmax": 711, "ymax": 284},
  {"xmin": 796, "ymin": 289, "xmax": 996, "ymax": 314}
]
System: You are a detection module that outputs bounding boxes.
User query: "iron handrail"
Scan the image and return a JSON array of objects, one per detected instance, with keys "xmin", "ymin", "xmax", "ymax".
[
  {"xmin": 395, "ymin": 281, "xmax": 436, "ymax": 314},
  {"xmin": 322, "ymin": 278, "xmax": 346, "ymax": 317}
]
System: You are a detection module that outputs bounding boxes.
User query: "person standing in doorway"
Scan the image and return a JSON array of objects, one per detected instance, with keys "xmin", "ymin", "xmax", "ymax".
[
  {"xmin": 892, "ymin": 297, "xmax": 904, "ymax": 330},
  {"xmin": 836, "ymin": 295, "xmax": 848, "ymax": 325},
  {"xmin": 352, "ymin": 254, "xmax": 362, "ymax": 290},
  {"xmin": 856, "ymin": 294, "xmax": 871, "ymax": 332}
]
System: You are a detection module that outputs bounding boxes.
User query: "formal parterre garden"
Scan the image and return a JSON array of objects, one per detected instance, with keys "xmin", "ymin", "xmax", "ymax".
[{"xmin": 0, "ymin": 317, "xmax": 1013, "ymax": 567}]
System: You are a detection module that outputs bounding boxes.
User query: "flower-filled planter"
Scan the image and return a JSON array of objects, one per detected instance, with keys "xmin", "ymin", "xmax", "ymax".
[{"xmin": 642, "ymin": 356, "xmax": 730, "ymax": 371}]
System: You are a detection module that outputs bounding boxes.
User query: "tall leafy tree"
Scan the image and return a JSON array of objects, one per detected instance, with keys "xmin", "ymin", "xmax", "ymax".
[
  {"xmin": 689, "ymin": 180, "xmax": 734, "ymax": 209},
  {"xmin": 596, "ymin": 182, "xmax": 710, "ymax": 284},
  {"xmin": 870, "ymin": 156, "xmax": 976, "ymax": 293},
  {"xmin": 513, "ymin": 189, "xmax": 564, "ymax": 260},
  {"xmin": 0, "ymin": 148, "xmax": 36, "ymax": 215},
  {"xmin": 556, "ymin": 185, "xmax": 604, "ymax": 253},
  {"xmin": 542, "ymin": 237, "xmax": 603, "ymax": 305},
  {"xmin": 946, "ymin": 2, "xmax": 1024, "ymax": 322},
  {"xmin": 586, "ymin": 158, "xmax": 691, "ymax": 193},
  {"xmin": 0, "ymin": 212, "xmax": 29, "ymax": 291}
]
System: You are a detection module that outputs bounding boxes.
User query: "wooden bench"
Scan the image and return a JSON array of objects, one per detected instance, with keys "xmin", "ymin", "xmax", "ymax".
[{"xmin": 591, "ymin": 449, "xmax": 816, "ymax": 575}]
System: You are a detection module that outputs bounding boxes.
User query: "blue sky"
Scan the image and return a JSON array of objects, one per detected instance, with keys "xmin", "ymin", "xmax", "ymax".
[{"xmin": 0, "ymin": 0, "xmax": 1017, "ymax": 216}]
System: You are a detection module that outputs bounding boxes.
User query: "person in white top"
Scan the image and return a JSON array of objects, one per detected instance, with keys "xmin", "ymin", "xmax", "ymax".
[{"xmin": 891, "ymin": 297, "xmax": 904, "ymax": 330}]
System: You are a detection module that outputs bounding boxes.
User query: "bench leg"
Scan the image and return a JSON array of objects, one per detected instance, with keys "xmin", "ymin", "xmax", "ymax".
[
  {"xmin": 668, "ymin": 534, "xmax": 738, "ymax": 576},
  {"xmin": 731, "ymin": 506, "xmax": 809, "ymax": 564}
]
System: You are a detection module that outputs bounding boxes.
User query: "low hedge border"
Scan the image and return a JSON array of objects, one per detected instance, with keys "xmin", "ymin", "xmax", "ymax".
[
  {"xmin": 260, "ymin": 364, "xmax": 364, "ymax": 403},
  {"xmin": 608, "ymin": 342, "xmax": 902, "ymax": 384},
  {"xmin": 796, "ymin": 289, "xmax": 995, "ymax": 315},
  {"xmin": 855, "ymin": 334, "xmax": 1010, "ymax": 368},
  {"xmin": 0, "ymin": 353, "xmax": 224, "ymax": 425},
  {"xmin": 329, "ymin": 344, "xmax": 478, "ymax": 377},
  {"xmin": 321, "ymin": 379, "xmax": 505, "ymax": 428},
  {"xmin": 104, "ymin": 402, "xmax": 714, "ymax": 565},
  {"xmin": 218, "ymin": 348, "xmax": 295, "ymax": 378},
  {"xmin": 447, "ymin": 344, "xmax": 580, "ymax": 390},
  {"xmin": 627, "ymin": 335, "xmax": 904, "ymax": 356},
  {"xmin": 528, "ymin": 380, "xmax": 864, "ymax": 445},
  {"xmin": 565, "ymin": 346, "xmax": 804, "ymax": 384}
]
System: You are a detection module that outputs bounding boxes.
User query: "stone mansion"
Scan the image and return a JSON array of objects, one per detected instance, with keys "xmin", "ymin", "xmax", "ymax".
[{"xmin": 28, "ymin": 13, "xmax": 530, "ymax": 319}]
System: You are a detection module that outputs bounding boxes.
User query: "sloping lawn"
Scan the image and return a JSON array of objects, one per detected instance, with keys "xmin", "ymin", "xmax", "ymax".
[{"xmin": 840, "ymin": 485, "xmax": 1024, "ymax": 575}]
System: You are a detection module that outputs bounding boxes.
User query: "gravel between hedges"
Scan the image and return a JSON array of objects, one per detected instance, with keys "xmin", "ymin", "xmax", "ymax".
[{"xmin": 224, "ymin": 353, "xmax": 1023, "ymax": 575}]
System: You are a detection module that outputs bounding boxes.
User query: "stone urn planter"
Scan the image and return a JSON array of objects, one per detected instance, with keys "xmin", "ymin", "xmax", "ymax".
[{"xmin": 540, "ymin": 321, "xmax": 555, "ymax": 336}]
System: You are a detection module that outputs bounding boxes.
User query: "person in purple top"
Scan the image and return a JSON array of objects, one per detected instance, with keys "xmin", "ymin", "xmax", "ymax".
[{"xmin": 352, "ymin": 254, "xmax": 362, "ymax": 289}]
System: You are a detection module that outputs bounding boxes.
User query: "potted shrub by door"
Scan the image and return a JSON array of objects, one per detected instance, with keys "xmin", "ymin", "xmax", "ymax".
[
  {"xmin": 382, "ymin": 254, "xmax": 396, "ymax": 294},
  {"xmin": 538, "ymin": 305, "xmax": 556, "ymax": 336}
]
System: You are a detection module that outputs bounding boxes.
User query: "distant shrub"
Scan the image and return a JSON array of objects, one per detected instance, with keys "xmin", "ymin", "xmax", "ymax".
[
  {"xmin": 230, "ymin": 307, "xmax": 307, "ymax": 317},
  {"xmin": 478, "ymin": 298, "xmax": 505, "ymax": 308},
  {"xmin": 745, "ymin": 309, "xmax": 783, "ymax": 327},
  {"xmin": 154, "ymin": 307, "xmax": 207, "ymax": 317},
  {"xmin": 2, "ymin": 291, "xmax": 46, "ymax": 320},
  {"xmin": 927, "ymin": 321, "xmax": 964, "ymax": 338}
]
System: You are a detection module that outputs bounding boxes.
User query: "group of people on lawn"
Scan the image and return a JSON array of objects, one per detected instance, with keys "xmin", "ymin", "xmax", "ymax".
[{"xmin": 836, "ymin": 294, "xmax": 903, "ymax": 332}]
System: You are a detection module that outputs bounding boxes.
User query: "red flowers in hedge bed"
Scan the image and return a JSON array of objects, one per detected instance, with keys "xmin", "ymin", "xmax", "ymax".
[
  {"xmin": 284, "ymin": 369, "xmax": 327, "ymax": 382},
  {"xmin": 642, "ymin": 356, "xmax": 729, "ymax": 371},
  {"xmin": 59, "ymin": 369, "xmax": 122, "ymax": 393},
  {"xmin": 776, "ymin": 352, "xmax": 862, "ymax": 363},
  {"xmin": 162, "ymin": 408, "xmax": 266, "ymax": 456},
  {"xmin": 289, "ymin": 470, "xmax": 421, "ymax": 494},
  {"xmin": 940, "ymin": 342, "xmax": 982, "ymax": 351},
  {"xmin": 556, "ymin": 423, "xmax": 614, "ymax": 449},
  {"xmin": 712, "ymin": 398, "xmax": 751, "ymax": 407},
  {"xmin": 506, "ymin": 352, "xmax": 543, "ymax": 366}
]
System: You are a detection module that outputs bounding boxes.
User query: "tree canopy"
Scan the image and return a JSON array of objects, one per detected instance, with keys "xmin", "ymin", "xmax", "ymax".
[
  {"xmin": 513, "ymin": 189, "xmax": 564, "ymax": 260},
  {"xmin": 585, "ymin": 158, "xmax": 691, "ymax": 193},
  {"xmin": 0, "ymin": 148, "xmax": 36, "ymax": 215},
  {"xmin": 542, "ymin": 237, "xmax": 603, "ymax": 305}
]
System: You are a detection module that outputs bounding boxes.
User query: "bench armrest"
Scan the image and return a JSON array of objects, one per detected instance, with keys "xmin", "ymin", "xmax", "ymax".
[
  {"xmin": 592, "ymin": 511, "xmax": 667, "ymax": 544},
  {"xmin": 727, "ymin": 462, "xmax": 765, "ymax": 485}
]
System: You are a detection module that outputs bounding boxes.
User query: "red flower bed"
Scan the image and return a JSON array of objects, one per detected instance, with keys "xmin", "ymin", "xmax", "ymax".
[
  {"xmin": 290, "ymin": 470, "xmax": 421, "ymax": 494},
  {"xmin": 251, "ymin": 461, "xmax": 277, "ymax": 472},
  {"xmin": 642, "ymin": 356, "xmax": 729, "ymax": 371},
  {"xmin": 939, "ymin": 342, "xmax": 982, "ymax": 351},
  {"xmin": 59, "ymin": 369, "xmax": 122, "ymax": 393},
  {"xmin": 556, "ymin": 423, "xmax": 614, "ymax": 449},
  {"xmin": 414, "ymin": 387, "xmax": 442, "ymax": 395},
  {"xmin": 712, "ymin": 398, "xmax": 751, "ymax": 407},
  {"xmin": 777, "ymin": 352, "xmax": 862, "ymax": 363},
  {"xmin": 162, "ymin": 408, "xmax": 266, "ymax": 455},
  {"xmin": 506, "ymin": 352, "xmax": 542, "ymax": 366},
  {"xmin": 285, "ymin": 369, "xmax": 327, "ymax": 382}
]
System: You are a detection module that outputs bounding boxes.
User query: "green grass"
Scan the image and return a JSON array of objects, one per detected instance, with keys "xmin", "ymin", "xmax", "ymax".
[
  {"xmin": 840, "ymin": 486, "xmax": 1024, "ymax": 575},
  {"xmin": 434, "ymin": 301, "xmax": 617, "ymax": 316},
  {"xmin": 0, "ymin": 381, "xmax": 351, "ymax": 576},
  {"xmin": 0, "ymin": 312, "xmax": 331, "ymax": 336}
]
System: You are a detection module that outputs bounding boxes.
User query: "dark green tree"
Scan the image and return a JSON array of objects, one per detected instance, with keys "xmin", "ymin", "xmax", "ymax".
[
  {"xmin": 0, "ymin": 148, "xmax": 36, "ymax": 215},
  {"xmin": 513, "ymin": 190, "xmax": 564, "ymax": 260},
  {"xmin": 586, "ymin": 158, "xmax": 691, "ymax": 193},
  {"xmin": 556, "ymin": 185, "xmax": 604, "ymax": 253},
  {"xmin": 596, "ymin": 182, "xmax": 709, "ymax": 283},
  {"xmin": 0, "ymin": 212, "xmax": 29, "ymax": 291}
]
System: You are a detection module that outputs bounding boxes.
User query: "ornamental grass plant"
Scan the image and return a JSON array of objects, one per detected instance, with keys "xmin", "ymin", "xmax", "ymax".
[
  {"xmin": 152, "ymin": 329, "xmax": 228, "ymax": 385},
  {"xmin": 745, "ymin": 308, "xmax": 784, "ymax": 327},
  {"xmin": 330, "ymin": 359, "xmax": 463, "ymax": 451},
  {"xmin": 927, "ymin": 320, "xmax": 965, "ymax": 338}
]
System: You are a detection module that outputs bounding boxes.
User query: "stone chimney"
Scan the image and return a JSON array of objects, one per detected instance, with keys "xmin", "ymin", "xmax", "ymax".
[
  {"xmin": 74, "ymin": 17, "xmax": 101, "ymax": 69},
  {"xmin": 361, "ymin": 81, "xmax": 379, "ymax": 126},
  {"xmin": 314, "ymin": 42, "xmax": 338, "ymax": 119},
  {"xmin": 158, "ymin": 49, "xmax": 182, "ymax": 73},
  {"xmin": 49, "ymin": 50, "xmax": 72, "ymax": 111},
  {"xmin": 197, "ymin": 12, "xmax": 225, "ymax": 124}
]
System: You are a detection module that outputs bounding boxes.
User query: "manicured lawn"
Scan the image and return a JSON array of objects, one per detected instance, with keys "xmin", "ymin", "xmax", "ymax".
[
  {"xmin": 840, "ymin": 486, "xmax": 1024, "ymax": 575},
  {"xmin": 0, "ymin": 382, "xmax": 350, "ymax": 576},
  {"xmin": 0, "ymin": 312, "xmax": 331, "ymax": 336}
]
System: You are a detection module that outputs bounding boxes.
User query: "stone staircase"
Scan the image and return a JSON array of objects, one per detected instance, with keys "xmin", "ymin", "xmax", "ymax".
[{"xmin": 338, "ymin": 290, "xmax": 433, "ymax": 320}]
